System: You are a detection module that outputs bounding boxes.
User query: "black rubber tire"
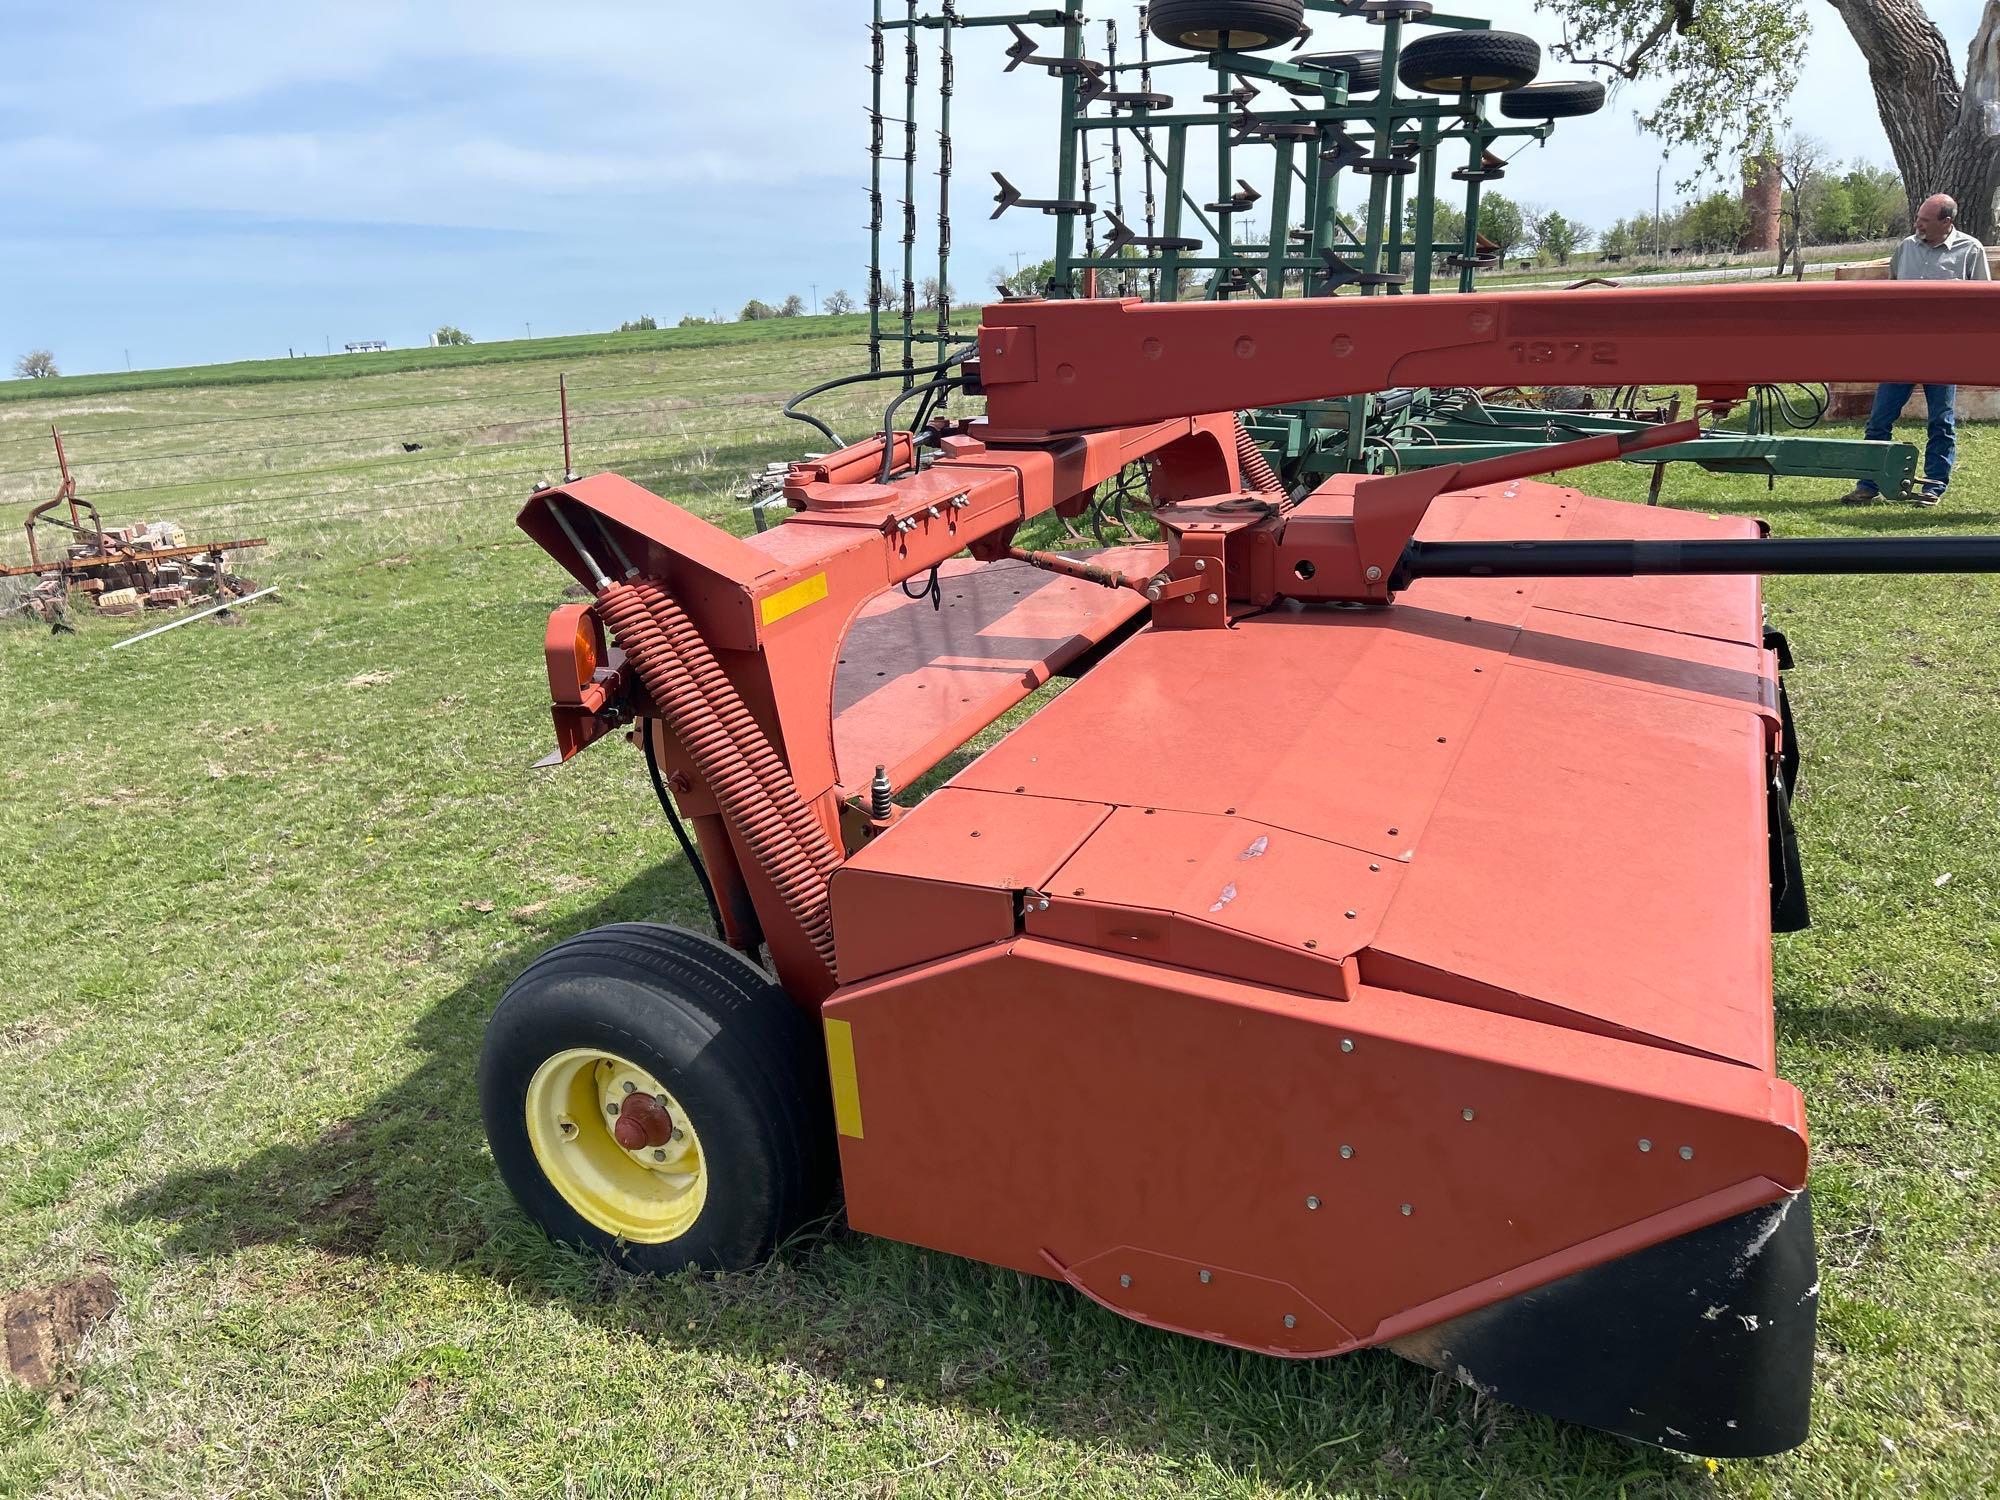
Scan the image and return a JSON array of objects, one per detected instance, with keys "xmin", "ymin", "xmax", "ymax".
[
  {"xmin": 1282, "ymin": 49, "xmax": 1382, "ymax": 96},
  {"xmin": 1499, "ymin": 79, "xmax": 1606, "ymax": 120},
  {"xmin": 479, "ymin": 922, "xmax": 831, "ymax": 1274},
  {"xmin": 1150, "ymin": 0, "xmax": 1306, "ymax": 52},
  {"xmin": 1396, "ymin": 29, "xmax": 1540, "ymax": 95}
]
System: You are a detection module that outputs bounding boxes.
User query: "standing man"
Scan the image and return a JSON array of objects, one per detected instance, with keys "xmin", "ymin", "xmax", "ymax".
[{"xmin": 1840, "ymin": 193, "xmax": 1991, "ymax": 507}]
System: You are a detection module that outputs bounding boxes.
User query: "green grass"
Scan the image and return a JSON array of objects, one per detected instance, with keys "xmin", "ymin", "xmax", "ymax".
[{"xmin": 2, "ymin": 331, "xmax": 1997, "ymax": 1497}]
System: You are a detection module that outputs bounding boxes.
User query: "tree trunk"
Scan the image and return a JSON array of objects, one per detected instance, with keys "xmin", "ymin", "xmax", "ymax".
[{"xmin": 1825, "ymin": 0, "xmax": 2000, "ymax": 240}]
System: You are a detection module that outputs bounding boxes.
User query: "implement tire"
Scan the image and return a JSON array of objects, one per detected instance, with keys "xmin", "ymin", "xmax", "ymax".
[
  {"xmin": 1499, "ymin": 79, "xmax": 1607, "ymax": 120},
  {"xmin": 1284, "ymin": 49, "xmax": 1383, "ymax": 96},
  {"xmin": 1397, "ymin": 30, "xmax": 1541, "ymax": 95},
  {"xmin": 480, "ymin": 922, "xmax": 831, "ymax": 1274},
  {"xmin": 1150, "ymin": 0, "xmax": 1306, "ymax": 52}
]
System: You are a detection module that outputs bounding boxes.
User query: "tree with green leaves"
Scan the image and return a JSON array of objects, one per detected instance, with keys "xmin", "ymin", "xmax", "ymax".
[
  {"xmin": 739, "ymin": 300, "xmax": 778, "ymax": 321},
  {"xmin": 1405, "ymin": 199, "xmax": 1467, "ymax": 249},
  {"xmin": 1538, "ymin": 0, "xmax": 1807, "ymax": 180},
  {"xmin": 1839, "ymin": 161, "xmax": 1910, "ymax": 239},
  {"xmin": 1480, "ymin": 194, "xmax": 1527, "ymax": 262},
  {"xmin": 1775, "ymin": 133, "xmax": 1830, "ymax": 276},
  {"xmin": 432, "ymin": 325, "xmax": 472, "ymax": 347},
  {"xmin": 617, "ymin": 315, "xmax": 657, "ymax": 333},
  {"xmin": 1809, "ymin": 179, "xmax": 1858, "ymax": 244},
  {"xmin": 1681, "ymin": 191, "xmax": 1751, "ymax": 252},
  {"xmin": 1541, "ymin": 0, "xmax": 2000, "ymax": 238},
  {"xmin": 994, "ymin": 259, "xmax": 1056, "ymax": 298},
  {"xmin": 1536, "ymin": 210, "xmax": 1579, "ymax": 265}
]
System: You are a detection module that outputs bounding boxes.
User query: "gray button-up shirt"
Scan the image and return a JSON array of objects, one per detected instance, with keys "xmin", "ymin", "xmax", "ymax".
[{"xmin": 1890, "ymin": 228, "xmax": 1993, "ymax": 282}]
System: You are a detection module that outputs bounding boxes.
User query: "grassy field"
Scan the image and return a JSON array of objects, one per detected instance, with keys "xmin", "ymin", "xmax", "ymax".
[{"xmin": 2, "ymin": 325, "xmax": 1997, "ymax": 1499}]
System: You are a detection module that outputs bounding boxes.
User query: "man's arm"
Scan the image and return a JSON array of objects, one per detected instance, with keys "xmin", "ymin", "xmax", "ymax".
[{"xmin": 1969, "ymin": 241, "xmax": 1992, "ymax": 281}]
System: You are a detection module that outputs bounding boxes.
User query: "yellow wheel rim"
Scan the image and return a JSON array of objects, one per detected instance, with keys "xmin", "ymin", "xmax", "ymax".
[{"xmin": 524, "ymin": 1048, "xmax": 708, "ymax": 1244}]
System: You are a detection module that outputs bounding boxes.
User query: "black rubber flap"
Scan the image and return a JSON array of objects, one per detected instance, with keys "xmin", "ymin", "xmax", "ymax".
[{"xmin": 1391, "ymin": 1191, "xmax": 1818, "ymax": 1457}]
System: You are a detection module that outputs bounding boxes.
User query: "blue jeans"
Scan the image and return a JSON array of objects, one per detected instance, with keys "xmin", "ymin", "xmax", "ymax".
[{"xmin": 1862, "ymin": 382, "xmax": 1956, "ymax": 492}]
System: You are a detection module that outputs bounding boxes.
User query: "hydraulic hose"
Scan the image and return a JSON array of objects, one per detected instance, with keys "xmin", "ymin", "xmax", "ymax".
[{"xmin": 594, "ymin": 578, "xmax": 838, "ymax": 973}]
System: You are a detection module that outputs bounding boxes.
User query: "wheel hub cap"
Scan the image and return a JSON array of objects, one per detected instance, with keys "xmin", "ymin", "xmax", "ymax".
[{"xmin": 524, "ymin": 1048, "xmax": 708, "ymax": 1243}]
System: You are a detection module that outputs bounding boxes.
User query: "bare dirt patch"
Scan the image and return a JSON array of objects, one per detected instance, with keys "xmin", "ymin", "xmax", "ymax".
[
  {"xmin": 311, "ymin": 1182, "xmax": 382, "ymax": 1255},
  {"xmin": 0, "ymin": 1018, "xmax": 58, "ymax": 1050},
  {"xmin": 3, "ymin": 1271, "xmax": 118, "ymax": 1390}
]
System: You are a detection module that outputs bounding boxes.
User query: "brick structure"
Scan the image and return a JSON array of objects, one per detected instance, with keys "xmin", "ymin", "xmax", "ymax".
[{"xmin": 1740, "ymin": 155, "xmax": 1781, "ymax": 253}]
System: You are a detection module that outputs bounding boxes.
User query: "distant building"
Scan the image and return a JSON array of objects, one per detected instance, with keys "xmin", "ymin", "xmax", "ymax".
[{"xmin": 343, "ymin": 340, "xmax": 389, "ymax": 353}]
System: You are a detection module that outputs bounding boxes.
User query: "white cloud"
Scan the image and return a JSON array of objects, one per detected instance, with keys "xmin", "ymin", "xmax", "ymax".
[{"xmin": 4, "ymin": 0, "xmax": 1992, "ymax": 371}]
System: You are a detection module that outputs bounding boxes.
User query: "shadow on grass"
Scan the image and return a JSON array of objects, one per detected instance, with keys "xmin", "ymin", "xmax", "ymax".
[
  {"xmin": 1777, "ymin": 993, "xmax": 2000, "ymax": 1055},
  {"xmin": 121, "ymin": 862, "xmax": 1713, "ymax": 1495},
  {"xmin": 1737, "ymin": 492, "xmax": 2000, "ymax": 531}
]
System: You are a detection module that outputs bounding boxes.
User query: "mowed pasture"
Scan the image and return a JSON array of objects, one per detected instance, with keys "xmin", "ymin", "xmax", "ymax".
[{"xmin": 2, "ymin": 323, "xmax": 1998, "ymax": 1499}]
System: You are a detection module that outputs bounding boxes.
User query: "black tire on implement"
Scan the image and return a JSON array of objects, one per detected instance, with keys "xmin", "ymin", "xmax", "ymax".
[
  {"xmin": 1499, "ymin": 79, "xmax": 1606, "ymax": 120},
  {"xmin": 1150, "ymin": 0, "xmax": 1306, "ymax": 52},
  {"xmin": 1282, "ymin": 49, "xmax": 1383, "ymax": 96},
  {"xmin": 479, "ymin": 922, "xmax": 832, "ymax": 1274},
  {"xmin": 1396, "ymin": 29, "xmax": 1540, "ymax": 95}
]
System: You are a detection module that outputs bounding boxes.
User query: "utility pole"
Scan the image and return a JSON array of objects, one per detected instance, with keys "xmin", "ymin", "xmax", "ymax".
[
  {"xmin": 525, "ymin": 322, "xmax": 533, "ymax": 340},
  {"xmin": 811, "ymin": 282, "xmax": 819, "ymax": 314},
  {"xmin": 1654, "ymin": 164, "xmax": 1662, "ymax": 260}
]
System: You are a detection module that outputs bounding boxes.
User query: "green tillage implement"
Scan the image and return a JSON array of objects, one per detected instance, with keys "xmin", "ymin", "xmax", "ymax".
[
  {"xmin": 1250, "ymin": 392, "xmax": 1917, "ymax": 501},
  {"xmin": 866, "ymin": 0, "xmax": 1919, "ymax": 496}
]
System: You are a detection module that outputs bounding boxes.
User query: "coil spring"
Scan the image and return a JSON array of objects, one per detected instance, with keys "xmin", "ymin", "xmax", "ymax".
[
  {"xmin": 630, "ymin": 580, "xmax": 843, "ymax": 881},
  {"xmin": 595, "ymin": 579, "xmax": 837, "ymax": 973},
  {"xmin": 1234, "ymin": 416, "xmax": 1284, "ymax": 496}
]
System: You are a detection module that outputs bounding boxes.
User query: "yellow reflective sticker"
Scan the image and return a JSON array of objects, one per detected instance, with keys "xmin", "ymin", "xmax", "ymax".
[
  {"xmin": 824, "ymin": 1017, "xmax": 864, "ymax": 1139},
  {"xmin": 760, "ymin": 572, "xmax": 828, "ymax": 626}
]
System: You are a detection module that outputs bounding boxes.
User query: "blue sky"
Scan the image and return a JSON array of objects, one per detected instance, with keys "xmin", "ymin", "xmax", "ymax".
[{"xmin": 1, "ymin": 1, "xmax": 1985, "ymax": 375}]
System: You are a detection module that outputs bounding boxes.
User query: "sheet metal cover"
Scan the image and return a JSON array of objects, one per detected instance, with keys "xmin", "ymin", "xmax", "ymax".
[
  {"xmin": 832, "ymin": 547, "xmax": 1160, "ymax": 791},
  {"xmin": 953, "ymin": 485, "xmax": 1778, "ymax": 1066},
  {"xmin": 1366, "ymin": 661, "xmax": 1778, "ymax": 1069}
]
